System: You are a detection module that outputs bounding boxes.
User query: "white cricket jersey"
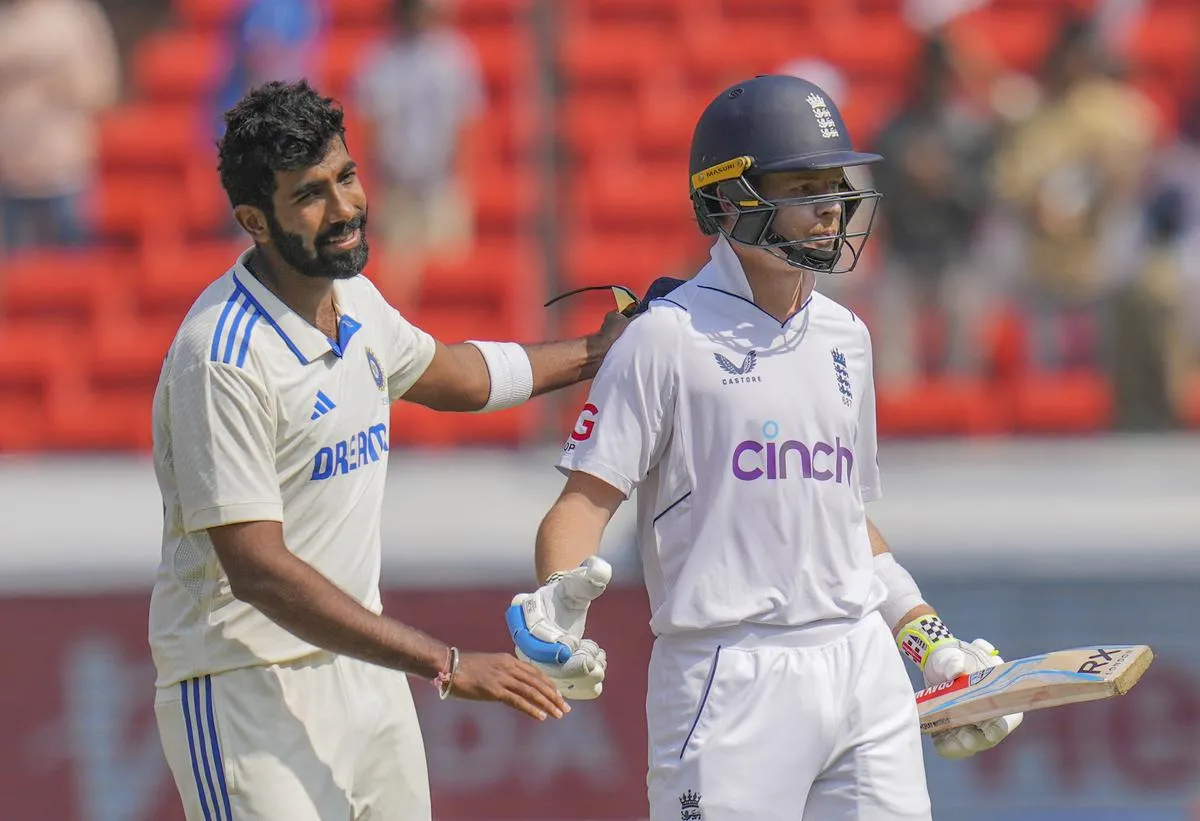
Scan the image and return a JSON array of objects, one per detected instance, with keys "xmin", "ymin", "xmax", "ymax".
[
  {"xmin": 559, "ymin": 238, "xmax": 887, "ymax": 635},
  {"xmin": 148, "ymin": 248, "xmax": 435, "ymax": 687}
]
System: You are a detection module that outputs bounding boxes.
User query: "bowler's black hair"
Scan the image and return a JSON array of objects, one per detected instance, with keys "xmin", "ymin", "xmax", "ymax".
[{"xmin": 217, "ymin": 80, "xmax": 347, "ymax": 212}]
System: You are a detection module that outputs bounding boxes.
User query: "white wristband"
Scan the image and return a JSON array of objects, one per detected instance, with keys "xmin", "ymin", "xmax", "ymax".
[
  {"xmin": 465, "ymin": 340, "xmax": 534, "ymax": 411},
  {"xmin": 873, "ymin": 551, "xmax": 926, "ymax": 632}
]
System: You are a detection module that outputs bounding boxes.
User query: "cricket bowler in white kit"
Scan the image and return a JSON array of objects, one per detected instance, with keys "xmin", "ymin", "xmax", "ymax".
[
  {"xmin": 507, "ymin": 75, "xmax": 1023, "ymax": 820},
  {"xmin": 148, "ymin": 80, "xmax": 624, "ymax": 821}
]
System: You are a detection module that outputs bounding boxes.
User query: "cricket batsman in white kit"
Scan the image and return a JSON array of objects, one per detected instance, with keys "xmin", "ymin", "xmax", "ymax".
[
  {"xmin": 147, "ymin": 80, "xmax": 624, "ymax": 820},
  {"xmin": 508, "ymin": 74, "xmax": 1023, "ymax": 819}
]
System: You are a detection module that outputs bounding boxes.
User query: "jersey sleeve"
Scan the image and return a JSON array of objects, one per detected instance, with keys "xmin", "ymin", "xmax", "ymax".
[
  {"xmin": 168, "ymin": 361, "xmax": 282, "ymax": 531},
  {"xmin": 557, "ymin": 310, "xmax": 678, "ymax": 497},
  {"xmin": 856, "ymin": 328, "xmax": 883, "ymax": 502},
  {"xmin": 381, "ymin": 304, "xmax": 437, "ymax": 400}
]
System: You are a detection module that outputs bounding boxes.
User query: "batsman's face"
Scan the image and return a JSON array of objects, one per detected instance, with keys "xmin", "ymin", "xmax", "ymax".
[
  {"xmin": 756, "ymin": 168, "xmax": 847, "ymax": 251},
  {"xmin": 266, "ymin": 138, "xmax": 370, "ymax": 280}
]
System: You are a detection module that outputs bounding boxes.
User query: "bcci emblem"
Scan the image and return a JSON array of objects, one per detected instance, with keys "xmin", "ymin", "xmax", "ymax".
[
  {"xmin": 365, "ymin": 347, "xmax": 385, "ymax": 391},
  {"xmin": 679, "ymin": 790, "xmax": 702, "ymax": 820},
  {"xmin": 831, "ymin": 348, "xmax": 852, "ymax": 406}
]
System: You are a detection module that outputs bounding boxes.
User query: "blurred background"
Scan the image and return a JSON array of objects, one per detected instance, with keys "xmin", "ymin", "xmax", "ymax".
[{"xmin": 1, "ymin": 0, "xmax": 1198, "ymax": 819}]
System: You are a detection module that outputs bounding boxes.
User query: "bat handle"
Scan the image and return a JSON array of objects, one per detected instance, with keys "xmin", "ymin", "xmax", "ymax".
[{"xmin": 505, "ymin": 603, "xmax": 572, "ymax": 665}]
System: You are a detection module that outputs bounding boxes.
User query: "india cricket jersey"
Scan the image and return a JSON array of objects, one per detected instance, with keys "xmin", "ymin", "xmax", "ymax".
[
  {"xmin": 149, "ymin": 248, "xmax": 435, "ymax": 687},
  {"xmin": 559, "ymin": 237, "xmax": 887, "ymax": 635}
]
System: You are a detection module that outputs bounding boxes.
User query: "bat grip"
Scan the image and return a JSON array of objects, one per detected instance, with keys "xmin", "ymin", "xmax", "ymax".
[{"xmin": 505, "ymin": 603, "xmax": 572, "ymax": 665}]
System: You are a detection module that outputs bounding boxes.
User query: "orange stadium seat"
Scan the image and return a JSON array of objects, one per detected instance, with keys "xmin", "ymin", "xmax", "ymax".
[
  {"xmin": 562, "ymin": 231, "xmax": 694, "ymax": 291},
  {"xmin": 326, "ymin": 0, "xmax": 389, "ymax": 26},
  {"xmin": 89, "ymin": 172, "xmax": 185, "ymax": 241},
  {"xmin": 456, "ymin": 0, "xmax": 533, "ymax": 26},
  {"xmin": 560, "ymin": 94, "xmax": 638, "ymax": 158},
  {"xmin": 828, "ymin": 16, "xmax": 923, "ymax": 80},
  {"xmin": 472, "ymin": 165, "xmax": 537, "ymax": 233},
  {"xmin": 468, "ymin": 28, "xmax": 534, "ymax": 92},
  {"xmin": 877, "ymin": 377, "xmax": 1009, "ymax": 436},
  {"xmin": 575, "ymin": 160, "xmax": 695, "ymax": 232},
  {"xmin": 132, "ymin": 30, "xmax": 225, "ymax": 102},
  {"xmin": 174, "ymin": 0, "xmax": 241, "ymax": 29},
  {"xmin": 963, "ymin": 7, "xmax": 1059, "ymax": 72},
  {"xmin": 0, "ymin": 391, "xmax": 47, "ymax": 451},
  {"xmin": 559, "ymin": 23, "xmax": 665, "ymax": 89},
  {"xmin": 1128, "ymin": 7, "xmax": 1200, "ymax": 73},
  {"xmin": 51, "ymin": 385, "xmax": 156, "ymax": 451},
  {"xmin": 133, "ymin": 239, "xmax": 245, "ymax": 313},
  {"xmin": 315, "ymin": 27, "xmax": 379, "ymax": 96},
  {"xmin": 0, "ymin": 320, "xmax": 83, "ymax": 384},
  {"xmin": 0, "ymin": 250, "xmax": 127, "ymax": 322},
  {"xmin": 414, "ymin": 239, "xmax": 540, "ymax": 309},
  {"xmin": 89, "ymin": 312, "xmax": 180, "ymax": 388},
  {"xmin": 98, "ymin": 104, "xmax": 208, "ymax": 171},
  {"xmin": 1012, "ymin": 371, "xmax": 1114, "ymax": 433}
]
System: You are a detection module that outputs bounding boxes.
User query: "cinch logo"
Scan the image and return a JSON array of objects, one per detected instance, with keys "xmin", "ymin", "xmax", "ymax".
[
  {"xmin": 731, "ymin": 420, "xmax": 854, "ymax": 483},
  {"xmin": 312, "ymin": 423, "xmax": 389, "ymax": 480}
]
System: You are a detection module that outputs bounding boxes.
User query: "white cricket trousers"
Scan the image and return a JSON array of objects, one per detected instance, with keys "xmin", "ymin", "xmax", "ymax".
[
  {"xmin": 154, "ymin": 651, "xmax": 431, "ymax": 821},
  {"xmin": 647, "ymin": 611, "xmax": 932, "ymax": 821}
]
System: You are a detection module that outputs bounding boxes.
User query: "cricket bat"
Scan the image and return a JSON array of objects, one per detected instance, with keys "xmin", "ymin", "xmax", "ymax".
[{"xmin": 915, "ymin": 644, "xmax": 1154, "ymax": 734}]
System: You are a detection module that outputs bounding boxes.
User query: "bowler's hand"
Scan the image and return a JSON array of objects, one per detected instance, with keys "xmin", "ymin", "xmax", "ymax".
[
  {"xmin": 584, "ymin": 311, "xmax": 629, "ymax": 375},
  {"xmin": 451, "ymin": 652, "xmax": 570, "ymax": 721}
]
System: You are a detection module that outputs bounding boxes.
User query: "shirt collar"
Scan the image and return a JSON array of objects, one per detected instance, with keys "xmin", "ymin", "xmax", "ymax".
[
  {"xmin": 232, "ymin": 247, "xmax": 362, "ymax": 364},
  {"xmin": 694, "ymin": 236, "xmax": 756, "ymax": 302}
]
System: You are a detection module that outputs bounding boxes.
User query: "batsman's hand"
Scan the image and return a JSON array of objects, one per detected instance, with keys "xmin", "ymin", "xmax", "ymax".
[
  {"xmin": 923, "ymin": 637, "xmax": 1024, "ymax": 759},
  {"xmin": 507, "ymin": 556, "xmax": 612, "ymax": 700},
  {"xmin": 451, "ymin": 652, "xmax": 570, "ymax": 721}
]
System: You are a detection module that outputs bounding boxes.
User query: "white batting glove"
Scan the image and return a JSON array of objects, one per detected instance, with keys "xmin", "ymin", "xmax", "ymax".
[
  {"xmin": 508, "ymin": 556, "xmax": 612, "ymax": 700},
  {"xmin": 897, "ymin": 615, "xmax": 1024, "ymax": 759}
]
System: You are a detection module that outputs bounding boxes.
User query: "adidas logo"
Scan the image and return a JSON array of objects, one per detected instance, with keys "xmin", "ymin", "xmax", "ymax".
[{"xmin": 310, "ymin": 390, "xmax": 337, "ymax": 420}]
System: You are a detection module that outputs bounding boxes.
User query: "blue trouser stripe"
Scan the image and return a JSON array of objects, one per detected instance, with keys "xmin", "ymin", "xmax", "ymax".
[
  {"xmin": 203, "ymin": 676, "xmax": 234, "ymax": 820},
  {"xmin": 181, "ymin": 680, "xmax": 214, "ymax": 821},
  {"xmin": 191, "ymin": 677, "xmax": 225, "ymax": 820}
]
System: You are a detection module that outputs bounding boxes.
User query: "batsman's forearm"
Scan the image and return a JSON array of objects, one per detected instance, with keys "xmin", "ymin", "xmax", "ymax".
[
  {"xmin": 523, "ymin": 336, "xmax": 605, "ymax": 395},
  {"xmin": 535, "ymin": 500, "xmax": 604, "ymax": 583},
  {"xmin": 867, "ymin": 517, "xmax": 936, "ymax": 633},
  {"xmin": 235, "ymin": 555, "xmax": 448, "ymax": 679}
]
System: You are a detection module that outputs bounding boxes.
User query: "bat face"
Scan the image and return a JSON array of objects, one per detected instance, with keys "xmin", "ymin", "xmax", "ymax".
[{"xmin": 915, "ymin": 645, "xmax": 1154, "ymax": 735}]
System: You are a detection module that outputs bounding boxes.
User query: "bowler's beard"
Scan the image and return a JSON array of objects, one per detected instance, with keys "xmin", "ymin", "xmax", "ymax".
[{"xmin": 265, "ymin": 210, "xmax": 369, "ymax": 280}]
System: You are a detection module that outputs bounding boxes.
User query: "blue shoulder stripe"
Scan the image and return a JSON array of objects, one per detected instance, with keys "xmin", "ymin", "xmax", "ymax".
[
  {"xmin": 209, "ymin": 291, "xmax": 240, "ymax": 363},
  {"xmin": 210, "ymin": 288, "xmax": 262, "ymax": 367}
]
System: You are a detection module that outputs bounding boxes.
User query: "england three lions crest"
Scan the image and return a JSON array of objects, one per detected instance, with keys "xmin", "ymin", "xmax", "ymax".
[
  {"xmin": 679, "ymin": 790, "xmax": 702, "ymax": 820},
  {"xmin": 831, "ymin": 348, "xmax": 852, "ymax": 406},
  {"xmin": 806, "ymin": 92, "xmax": 840, "ymax": 139}
]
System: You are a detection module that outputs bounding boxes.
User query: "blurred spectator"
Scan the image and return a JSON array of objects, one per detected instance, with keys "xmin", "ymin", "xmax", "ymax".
[
  {"xmin": 992, "ymin": 16, "xmax": 1156, "ymax": 377},
  {"xmin": 0, "ymin": 0, "xmax": 118, "ymax": 252},
  {"xmin": 213, "ymin": 0, "xmax": 325, "ymax": 140},
  {"xmin": 1125, "ymin": 88, "xmax": 1200, "ymax": 429},
  {"xmin": 870, "ymin": 35, "xmax": 997, "ymax": 382},
  {"xmin": 354, "ymin": 0, "xmax": 483, "ymax": 308}
]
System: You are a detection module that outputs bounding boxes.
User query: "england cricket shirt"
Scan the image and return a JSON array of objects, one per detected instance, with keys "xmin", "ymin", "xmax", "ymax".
[
  {"xmin": 558, "ymin": 237, "xmax": 887, "ymax": 635},
  {"xmin": 149, "ymin": 248, "xmax": 435, "ymax": 687}
]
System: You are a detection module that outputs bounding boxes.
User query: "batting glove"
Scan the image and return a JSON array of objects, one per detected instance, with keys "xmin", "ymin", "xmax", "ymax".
[
  {"xmin": 506, "ymin": 556, "xmax": 612, "ymax": 700},
  {"xmin": 897, "ymin": 615, "xmax": 1024, "ymax": 759}
]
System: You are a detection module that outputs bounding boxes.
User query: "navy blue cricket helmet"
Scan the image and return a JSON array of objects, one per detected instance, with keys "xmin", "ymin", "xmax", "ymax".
[{"xmin": 689, "ymin": 74, "xmax": 883, "ymax": 274}]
